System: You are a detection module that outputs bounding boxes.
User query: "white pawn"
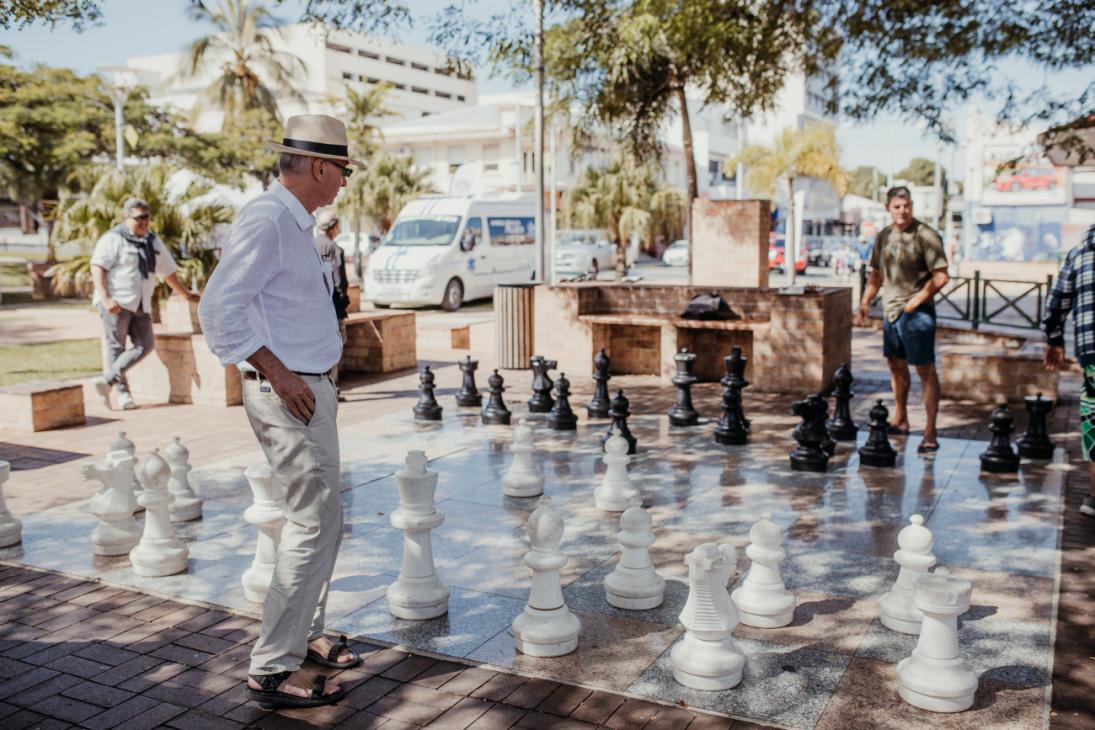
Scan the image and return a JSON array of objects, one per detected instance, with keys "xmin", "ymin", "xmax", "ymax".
[
  {"xmin": 388, "ymin": 450, "xmax": 449, "ymax": 619},
  {"xmin": 605, "ymin": 506, "xmax": 665, "ymax": 609},
  {"xmin": 111, "ymin": 431, "xmax": 144, "ymax": 512},
  {"xmin": 129, "ymin": 449, "xmax": 188, "ymax": 577},
  {"xmin": 670, "ymin": 542, "xmax": 744, "ymax": 690},
  {"xmin": 85, "ymin": 450, "xmax": 141, "ymax": 556},
  {"xmin": 241, "ymin": 463, "xmax": 285, "ymax": 603},
  {"xmin": 594, "ymin": 431, "xmax": 640, "ymax": 512},
  {"xmin": 0, "ymin": 461, "xmax": 22, "ymax": 548},
  {"xmin": 512, "ymin": 496, "xmax": 581, "ymax": 656},
  {"xmin": 896, "ymin": 569, "xmax": 979, "ymax": 713},
  {"xmin": 880, "ymin": 514, "xmax": 936, "ymax": 634},
  {"xmin": 502, "ymin": 418, "xmax": 544, "ymax": 498},
  {"xmin": 731, "ymin": 513, "xmax": 795, "ymax": 628},
  {"xmin": 164, "ymin": 437, "xmax": 203, "ymax": 522}
]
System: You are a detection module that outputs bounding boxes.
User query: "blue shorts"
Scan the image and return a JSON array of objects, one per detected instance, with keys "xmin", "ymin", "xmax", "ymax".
[{"xmin": 883, "ymin": 304, "xmax": 937, "ymax": 366}]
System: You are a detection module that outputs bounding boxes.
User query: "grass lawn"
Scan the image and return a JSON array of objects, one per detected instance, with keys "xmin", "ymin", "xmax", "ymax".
[{"xmin": 0, "ymin": 338, "xmax": 101, "ymax": 386}]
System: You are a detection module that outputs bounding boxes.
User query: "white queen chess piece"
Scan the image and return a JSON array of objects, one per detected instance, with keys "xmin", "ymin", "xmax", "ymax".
[
  {"xmin": 387, "ymin": 450, "xmax": 449, "ymax": 619},
  {"xmin": 896, "ymin": 569, "xmax": 979, "ymax": 713},
  {"xmin": 512, "ymin": 496, "xmax": 581, "ymax": 656},
  {"xmin": 241, "ymin": 462, "xmax": 285, "ymax": 603},
  {"xmin": 594, "ymin": 430, "xmax": 640, "ymax": 512},
  {"xmin": 604, "ymin": 506, "xmax": 665, "ymax": 609},
  {"xmin": 880, "ymin": 514, "xmax": 936, "ymax": 634},
  {"xmin": 502, "ymin": 419, "xmax": 544, "ymax": 498},
  {"xmin": 164, "ymin": 437, "xmax": 203, "ymax": 522},
  {"xmin": 129, "ymin": 449, "xmax": 188, "ymax": 576},
  {"xmin": 731, "ymin": 513, "xmax": 796, "ymax": 628},
  {"xmin": 0, "ymin": 461, "xmax": 22, "ymax": 548},
  {"xmin": 670, "ymin": 542, "xmax": 744, "ymax": 690},
  {"xmin": 111, "ymin": 431, "xmax": 144, "ymax": 510},
  {"xmin": 85, "ymin": 450, "xmax": 141, "ymax": 556}
]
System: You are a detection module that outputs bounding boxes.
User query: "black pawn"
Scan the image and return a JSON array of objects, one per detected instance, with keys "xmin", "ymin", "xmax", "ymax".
[
  {"xmin": 1016, "ymin": 393, "xmax": 1055, "ymax": 460},
  {"xmin": 723, "ymin": 347, "xmax": 751, "ymax": 431},
  {"xmin": 587, "ymin": 348, "xmax": 612, "ymax": 418},
  {"xmin": 714, "ymin": 385, "xmax": 748, "ymax": 445},
  {"xmin": 980, "ymin": 403, "xmax": 1020, "ymax": 473},
  {"xmin": 528, "ymin": 355, "xmax": 557, "ymax": 413},
  {"xmin": 413, "ymin": 365, "xmax": 442, "ymax": 421},
  {"xmin": 858, "ymin": 399, "xmax": 897, "ymax": 468},
  {"xmin": 602, "ymin": 389, "xmax": 637, "ymax": 454},
  {"xmin": 481, "ymin": 369, "xmax": 512, "ymax": 425},
  {"xmin": 827, "ymin": 363, "xmax": 858, "ymax": 440},
  {"xmin": 455, "ymin": 355, "xmax": 482, "ymax": 407},
  {"xmin": 547, "ymin": 373, "xmax": 578, "ymax": 430},
  {"xmin": 789, "ymin": 393, "xmax": 829, "ymax": 472},
  {"xmin": 668, "ymin": 349, "xmax": 700, "ymax": 427}
]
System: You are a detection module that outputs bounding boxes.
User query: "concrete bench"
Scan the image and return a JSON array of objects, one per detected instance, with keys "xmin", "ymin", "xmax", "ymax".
[
  {"xmin": 341, "ymin": 310, "xmax": 417, "ymax": 373},
  {"xmin": 0, "ymin": 381, "xmax": 86, "ymax": 431}
]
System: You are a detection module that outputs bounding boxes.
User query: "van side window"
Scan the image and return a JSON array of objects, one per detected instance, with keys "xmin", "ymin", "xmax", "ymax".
[
  {"xmin": 460, "ymin": 218, "xmax": 482, "ymax": 252},
  {"xmin": 487, "ymin": 217, "xmax": 535, "ymax": 246}
]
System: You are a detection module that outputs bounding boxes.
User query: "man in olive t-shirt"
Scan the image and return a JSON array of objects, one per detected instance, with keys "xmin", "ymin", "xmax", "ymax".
[{"xmin": 855, "ymin": 186, "xmax": 950, "ymax": 452}]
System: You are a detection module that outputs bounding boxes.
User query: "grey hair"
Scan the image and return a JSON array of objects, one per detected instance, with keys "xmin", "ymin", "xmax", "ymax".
[
  {"xmin": 886, "ymin": 186, "xmax": 912, "ymax": 205},
  {"xmin": 278, "ymin": 152, "xmax": 315, "ymax": 176},
  {"xmin": 123, "ymin": 197, "xmax": 150, "ymax": 217}
]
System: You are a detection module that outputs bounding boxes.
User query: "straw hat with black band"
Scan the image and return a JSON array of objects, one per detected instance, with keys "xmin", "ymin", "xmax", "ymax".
[{"xmin": 267, "ymin": 114, "xmax": 366, "ymax": 167}]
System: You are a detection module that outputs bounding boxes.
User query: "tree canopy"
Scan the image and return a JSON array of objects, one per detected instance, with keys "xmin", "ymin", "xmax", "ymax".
[{"xmin": 0, "ymin": 0, "xmax": 102, "ymax": 30}]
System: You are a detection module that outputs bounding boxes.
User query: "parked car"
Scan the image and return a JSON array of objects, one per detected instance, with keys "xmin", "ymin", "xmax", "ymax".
[
  {"xmin": 662, "ymin": 239, "xmax": 689, "ymax": 267},
  {"xmin": 768, "ymin": 243, "xmax": 807, "ymax": 274},
  {"xmin": 993, "ymin": 166, "xmax": 1058, "ymax": 192},
  {"xmin": 554, "ymin": 229, "xmax": 615, "ymax": 275}
]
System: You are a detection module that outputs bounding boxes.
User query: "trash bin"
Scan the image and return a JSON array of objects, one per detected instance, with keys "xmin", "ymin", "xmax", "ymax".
[{"xmin": 495, "ymin": 284, "xmax": 536, "ymax": 369}]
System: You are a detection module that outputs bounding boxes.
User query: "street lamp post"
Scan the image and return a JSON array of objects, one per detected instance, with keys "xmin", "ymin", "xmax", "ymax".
[{"xmin": 99, "ymin": 67, "xmax": 138, "ymax": 171}]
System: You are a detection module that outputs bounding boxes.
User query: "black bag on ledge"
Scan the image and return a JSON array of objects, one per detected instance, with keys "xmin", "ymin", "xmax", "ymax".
[{"xmin": 680, "ymin": 291, "xmax": 737, "ymax": 320}]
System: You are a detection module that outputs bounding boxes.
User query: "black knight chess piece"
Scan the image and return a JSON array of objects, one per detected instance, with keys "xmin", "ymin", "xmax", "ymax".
[
  {"xmin": 858, "ymin": 399, "xmax": 897, "ymax": 468},
  {"xmin": 413, "ymin": 365, "xmax": 443, "ymax": 421},
  {"xmin": 980, "ymin": 403, "xmax": 1020, "ymax": 473},
  {"xmin": 547, "ymin": 373, "xmax": 578, "ymax": 430},
  {"xmin": 827, "ymin": 363, "xmax": 858, "ymax": 441},
  {"xmin": 714, "ymin": 383, "xmax": 748, "ymax": 445},
  {"xmin": 455, "ymin": 355, "xmax": 483, "ymax": 407},
  {"xmin": 668, "ymin": 349, "xmax": 700, "ymax": 427},
  {"xmin": 789, "ymin": 393, "xmax": 830, "ymax": 472},
  {"xmin": 587, "ymin": 348, "xmax": 612, "ymax": 419},
  {"xmin": 602, "ymin": 390, "xmax": 637, "ymax": 454},
  {"xmin": 1016, "ymin": 393, "xmax": 1055, "ymax": 460},
  {"xmin": 481, "ymin": 369, "xmax": 512, "ymax": 425},
  {"xmin": 818, "ymin": 396, "xmax": 837, "ymax": 456},
  {"xmin": 528, "ymin": 355, "xmax": 557, "ymax": 413},
  {"xmin": 723, "ymin": 347, "xmax": 751, "ymax": 431}
]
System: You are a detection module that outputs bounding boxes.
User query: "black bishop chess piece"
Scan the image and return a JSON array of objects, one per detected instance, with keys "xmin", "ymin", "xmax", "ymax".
[
  {"xmin": 481, "ymin": 369, "xmax": 512, "ymax": 425},
  {"xmin": 602, "ymin": 389, "xmax": 637, "ymax": 454},
  {"xmin": 858, "ymin": 399, "xmax": 897, "ymax": 468},
  {"xmin": 980, "ymin": 403, "xmax": 1020, "ymax": 473},
  {"xmin": 789, "ymin": 393, "xmax": 830, "ymax": 472},
  {"xmin": 587, "ymin": 348, "xmax": 612, "ymax": 419},
  {"xmin": 546, "ymin": 373, "xmax": 578, "ymax": 431},
  {"xmin": 827, "ymin": 363, "xmax": 858, "ymax": 441},
  {"xmin": 1016, "ymin": 392, "xmax": 1055, "ymax": 460},
  {"xmin": 413, "ymin": 365, "xmax": 443, "ymax": 421},
  {"xmin": 455, "ymin": 355, "xmax": 483, "ymax": 408},
  {"xmin": 714, "ymin": 383, "xmax": 748, "ymax": 445},
  {"xmin": 528, "ymin": 355, "xmax": 557, "ymax": 413},
  {"xmin": 668, "ymin": 349, "xmax": 700, "ymax": 427},
  {"xmin": 722, "ymin": 347, "xmax": 751, "ymax": 433}
]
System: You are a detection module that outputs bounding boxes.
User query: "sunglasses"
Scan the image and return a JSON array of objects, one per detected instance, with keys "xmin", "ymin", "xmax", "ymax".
[
  {"xmin": 130, "ymin": 214, "xmax": 151, "ymax": 221},
  {"xmin": 326, "ymin": 160, "xmax": 353, "ymax": 178}
]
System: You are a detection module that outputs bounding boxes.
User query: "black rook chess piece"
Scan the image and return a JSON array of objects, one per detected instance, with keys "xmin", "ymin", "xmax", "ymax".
[
  {"xmin": 547, "ymin": 373, "xmax": 578, "ymax": 430},
  {"xmin": 455, "ymin": 355, "xmax": 483, "ymax": 408},
  {"xmin": 528, "ymin": 355, "xmax": 557, "ymax": 413},
  {"xmin": 413, "ymin": 365, "xmax": 443, "ymax": 421},
  {"xmin": 789, "ymin": 393, "xmax": 830, "ymax": 472},
  {"xmin": 482, "ymin": 369, "xmax": 512, "ymax": 425},
  {"xmin": 1016, "ymin": 393, "xmax": 1055, "ymax": 460},
  {"xmin": 668, "ymin": 349, "xmax": 700, "ymax": 427},
  {"xmin": 827, "ymin": 363, "xmax": 858, "ymax": 441},
  {"xmin": 858, "ymin": 399, "xmax": 897, "ymax": 468},
  {"xmin": 714, "ymin": 384, "xmax": 748, "ymax": 445},
  {"xmin": 603, "ymin": 390, "xmax": 637, "ymax": 454},
  {"xmin": 980, "ymin": 403, "xmax": 1020, "ymax": 473},
  {"xmin": 722, "ymin": 347, "xmax": 751, "ymax": 431},
  {"xmin": 587, "ymin": 348, "xmax": 612, "ymax": 419}
]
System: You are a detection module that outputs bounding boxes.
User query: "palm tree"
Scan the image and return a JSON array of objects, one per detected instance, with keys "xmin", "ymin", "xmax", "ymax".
[
  {"xmin": 725, "ymin": 125, "xmax": 848, "ymax": 288},
  {"xmin": 341, "ymin": 83, "xmax": 394, "ymax": 155},
  {"xmin": 337, "ymin": 152, "xmax": 433, "ymax": 238}
]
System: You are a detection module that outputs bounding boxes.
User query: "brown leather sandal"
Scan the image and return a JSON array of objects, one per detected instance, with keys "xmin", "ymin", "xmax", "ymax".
[
  {"xmin": 247, "ymin": 671, "xmax": 346, "ymax": 709},
  {"xmin": 306, "ymin": 634, "xmax": 362, "ymax": 669}
]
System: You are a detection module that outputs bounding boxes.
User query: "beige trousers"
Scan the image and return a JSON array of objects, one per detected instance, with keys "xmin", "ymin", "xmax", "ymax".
[{"xmin": 242, "ymin": 374, "xmax": 343, "ymax": 675}]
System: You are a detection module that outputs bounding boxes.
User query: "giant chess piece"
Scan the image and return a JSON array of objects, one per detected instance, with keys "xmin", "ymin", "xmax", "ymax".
[
  {"xmin": 595, "ymin": 431, "xmax": 640, "ymax": 511},
  {"xmin": 85, "ymin": 450, "xmax": 141, "ymax": 556},
  {"xmin": 455, "ymin": 355, "xmax": 483, "ymax": 408},
  {"xmin": 668, "ymin": 349, "xmax": 700, "ymax": 427},
  {"xmin": 731, "ymin": 514, "xmax": 796, "ymax": 628},
  {"xmin": 241, "ymin": 462, "xmax": 285, "ymax": 603},
  {"xmin": 546, "ymin": 373, "xmax": 578, "ymax": 431},
  {"xmin": 163, "ymin": 437, "xmax": 202, "ymax": 522},
  {"xmin": 670, "ymin": 542, "xmax": 744, "ymax": 690},
  {"xmin": 604, "ymin": 506, "xmax": 664, "ymax": 609},
  {"xmin": 602, "ymin": 390, "xmax": 637, "ymax": 454},
  {"xmin": 528, "ymin": 355, "xmax": 557, "ymax": 413},
  {"xmin": 723, "ymin": 348, "xmax": 751, "ymax": 431},
  {"xmin": 859, "ymin": 399, "xmax": 898, "ymax": 468},
  {"xmin": 482, "ymin": 369, "xmax": 512, "ymax": 425},
  {"xmin": 879, "ymin": 514, "xmax": 936, "ymax": 634},
  {"xmin": 388, "ymin": 451, "xmax": 449, "ymax": 619},
  {"xmin": 413, "ymin": 365, "xmax": 443, "ymax": 421},
  {"xmin": 827, "ymin": 363, "xmax": 858, "ymax": 441},
  {"xmin": 1016, "ymin": 392, "xmax": 1055, "ymax": 460},
  {"xmin": 714, "ymin": 379, "xmax": 749, "ymax": 446},
  {"xmin": 819, "ymin": 396, "xmax": 837, "ymax": 456},
  {"xmin": 896, "ymin": 570, "xmax": 978, "ymax": 713},
  {"xmin": 502, "ymin": 419, "xmax": 544, "ymax": 498},
  {"xmin": 512, "ymin": 497, "xmax": 581, "ymax": 656},
  {"xmin": 129, "ymin": 449, "xmax": 188, "ymax": 576},
  {"xmin": 980, "ymin": 403, "xmax": 1020, "ymax": 473},
  {"xmin": 587, "ymin": 348, "xmax": 612, "ymax": 419},
  {"xmin": 0, "ymin": 461, "xmax": 22, "ymax": 548},
  {"xmin": 789, "ymin": 394, "xmax": 830, "ymax": 472},
  {"xmin": 111, "ymin": 431, "xmax": 144, "ymax": 511}
]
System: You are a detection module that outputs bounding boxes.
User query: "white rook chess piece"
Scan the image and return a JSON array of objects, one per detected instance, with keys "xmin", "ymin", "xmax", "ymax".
[
  {"xmin": 594, "ymin": 430, "xmax": 640, "ymax": 512},
  {"xmin": 164, "ymin": 437, "xmax": 203, "ymax": 522},
  {"xmin": 0, "ymin": 461, "xmax": 22, "ymax": 548},
  {"xmin": 129, "ymin": 449, "xmax": 188, "ymax": 576},
  {"xmin": 241, "ymin": 463, "xmax": 285, "ymax": 604},
  {"xmin": 111, "ymin": 431, "xmax": 144, "ymax": 511},
  {"xmin": 670, "ymin": 542, "xmax": 744, "ymax": 690},
  {"xmin": 896, "ymin": 570, "xmax": 978, "ymax": 713},
  {"xmin": 502, "ymin": 418, "xmax": 544, "ymax": 498},
  {"xmin": 605, "ymin": 506, "xmax": 665, "ymax": 609},
  {"xmin": 880, "ymin": 514, "xmax": 936, "ymax": 634},
  {"xmin": 85, "ymin": 450, "xmax": 141, "ymax": 556},
  {"xmin": 731, "ymin": 513, "xmax": 795, "ymax": 628},
  {"xmin": 388, "ymin": 450, "xmax": 449, "ymax": 619},
  {"xmin": 512, "ymin": 496, "xmax": 581, "ymax": 656}
]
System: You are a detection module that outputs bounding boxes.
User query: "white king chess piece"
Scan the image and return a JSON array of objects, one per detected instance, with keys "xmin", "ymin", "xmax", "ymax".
[
  {"xmin": 731, "ymin": 513, "xmax": 796, "ymax": 628},
  {"xmin": 604, "ymin": 506, "xmax": 665, "ymax": 609},
  {"xmin": 164, "ymin": 437, "xmax": 203, "ymax": 522},
  {"xmin": 129, "ymin": 449, "xmax": 188, "ymax": 576},
  {"xmin": 512, "ymin": 496, "xmax": 581, "ymax": 656},
  {"xmin": 670, "ymin": 542, "xmax": 744, "ymax": 690},
  {"xmin": 0, "ymin": 461, "xmax": 22, "ymax": 548},
  {"xmin": 880, "ymin": 514, "xmax": 936, "ymax": 634},
  {"xmin": 387, "ymin": 450, "xmax": 449, "ymax": 619},
  {"xmin": 241, "ymin": 462, "xmax": 285, "ymax": 603},
  {"xmin": 896, "ymin": 569, "xmax": 979, "ymax": 713},
  {"xmin": 85, "ymin": 450, "xmax": 141, "ymax": 556},
  {"xmin": 594, "ymin": 430, "xmax": 640, "ymax": 512},
  {"xmin": 502, "ymin": 418, "xmax": 544, "ymax": 498},
  {"xmin": 111, "ymin": 431, "xmax": 144, "ymax": 510}
]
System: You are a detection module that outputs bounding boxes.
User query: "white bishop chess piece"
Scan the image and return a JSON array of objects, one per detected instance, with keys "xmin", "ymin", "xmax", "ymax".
[
  {"xmin": 388, "ymin": 450, "xmax": 449, "ymax": 619},
  {"xmin": 0, "ymin": 461, "xmax": 22, "ymax": 548},
  {"xmin": 129, "ymin": 449, "xmax": 188, "ymax": 576},
  {"xmin": 594, "ymin": 430, "xmax": 640, "ymax": 512},
  {"xmin": 880, "ymin": 514, "xmax": 936, "ymax": 634},
  {"xmin": 896, "ymin": 569, "xmax": 979, "ymax": 713},
  {"xmin": 512, "ymin": 496, "xmax": 581, "ymax": 656},
  {"xmin": 731, "ymin": 513, "xmax": 796, "ymax": 628},
  {"xmin": 670, "ymin": 542, "xmax": 744, "ymax": 690},
  {"xmin": 241, "ymin": 462, "xmax": 285, "ymax": 603},
  {"xmin": 502, "ymin": 418, "xmax": 544, "ymax": 498},
  {"xmin": 604, "ymin": 506, "xmax": 664, "ymax": 609},
  {"xmin": 111, "ymin": 431, "xmax": 144, "ymax": 511},
  {"xmin": 85, "ymin": 450, "xmax": 141, "ymax": 556},
  {"xmin": 164, "ymin": 437, "xmax": 203, "ymax": 522}
]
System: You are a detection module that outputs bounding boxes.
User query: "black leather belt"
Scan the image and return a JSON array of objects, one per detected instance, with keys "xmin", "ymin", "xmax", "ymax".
[{"xmin": 242, "ymin": 370, "xmax": 330, "ymax": 381}]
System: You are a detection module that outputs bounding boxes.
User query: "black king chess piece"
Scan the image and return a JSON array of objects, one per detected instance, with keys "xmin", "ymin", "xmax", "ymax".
[
  {"xmin": 1016, "ymin": 392, "xmax": 1055, "ymax": 460},
  {"xmin": 481, "ymin": 369, "xmax": 512, "ymax": 425},
  {"xmin": 587, "ymin": 348, "xmax": 612, "ymax": 418},
  {"xmin": 602, "ymin": 389, "xmax": 637, "ymax": 454},
  {"xmin": 528, "ymin": 355, "xmax": 557, "ymax": 413},
  {"xmin": 980, "ymin": 402, "xmax": 1020, "ymax": 473},
  {"xmin": 413, "ymin": 365, "xmax": 443, "ymax": 421},
  {"xmin": 722, "ymin": 347, "xmax": 751, "ymax": 433},
  {"xmin": 827, "ymin": 363, "xmax": 858, "ymax": 441},
  {"xmin": 789, "ymin": 393, "xmax": 830, "ymax": 472},
  {"xmin": 714, "ymin": 383, "xmax": 748, "ymax": 445},
  {"xmin": 668, "ymin": 349, "xmax": 700, "ymax": 427},
  {"xmin": 858, "ymin": 399, "xmax": 897, "ymax": 468},
  {"xmin": 455, "ymin": 355, "xmax": 482, "ymax": 408},
  {"xmin": 546, "ymin": 373, "xmax": 578, "ymax": 430}
]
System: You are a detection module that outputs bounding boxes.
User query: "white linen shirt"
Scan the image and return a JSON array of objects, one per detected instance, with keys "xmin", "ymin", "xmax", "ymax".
[
  {"xmin": 198, "ymin": 180, "xmax": 342, "ymax": 373},
  {"xmin": 89, "ymin": 230, "xmax": 178, "ymax": 313}
]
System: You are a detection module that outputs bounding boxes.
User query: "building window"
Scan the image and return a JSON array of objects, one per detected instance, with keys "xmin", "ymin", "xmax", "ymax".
[
  {"xmin": 411, "ymin": 86, "xmax": 430, "ymax": 95},
  {"xmin": 435, "ymin": 90, "xmax": 452, "ymax": 99},
  {"xmin": 385, "ymin": 56, "xmax": 406, "ymax": 66},
  {"xmin": 326, "ymin": 43, "xmax": 352, "ymax": 54},
  {"xmin": 341, "ymin": 71, "xmax": 354, "ymax": 80},
  {"xmin": 447, "ymin": 145, "xmax": 465, "ymax": 166},
  {"xmin": 411, "ymin": 62, "xmax": 429, "ymax": 72},
  {"xmin": 483, "ymin": 144, "xmax": 500, "ymax": 172},
  {"xmin": 456, "ymin": 95, "xmax": 466, "ymax": 102},
  {"xmin": 393, "ymin": 83, "xmax": 406, "ymax": 90},
  {"xmin": 366, "ymin": 77, "xmax": 380, "ymax": 85},
  {"xmin": 358, "ymin": 50, "xmax": 379, "ymax": 60},
  {"xmin": 523, "ymin": 151, "xmax": 536, "ymax": 174}
]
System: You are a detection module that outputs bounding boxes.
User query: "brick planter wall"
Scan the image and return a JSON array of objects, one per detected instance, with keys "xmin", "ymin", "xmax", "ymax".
[{"xmin": 126, "ymin": 332, "xmax": 242, "ymax": 407}]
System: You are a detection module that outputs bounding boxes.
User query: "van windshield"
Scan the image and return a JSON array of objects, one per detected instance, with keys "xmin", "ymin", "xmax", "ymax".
[{"xmin": 383, "ymin": 216, "xmax": 462, "ymax": 246}]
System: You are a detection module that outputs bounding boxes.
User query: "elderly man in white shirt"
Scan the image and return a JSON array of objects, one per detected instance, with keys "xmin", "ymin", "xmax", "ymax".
[
  {"xmin": 90, "ymin": 197, "xmax": 199, "ymax": 410},
  {"xmin": 199, "ymin": 115, "xmax": 363, "ymax": 711}
]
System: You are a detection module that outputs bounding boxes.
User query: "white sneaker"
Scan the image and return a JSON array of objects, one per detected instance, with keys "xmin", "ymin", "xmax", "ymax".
[
  {"xmin": 117, "ymin": 392, "xmax": 137, "ymax": 410},
  {"xmin": 91, "ymin": 376, "xmax": 112, "ymax": 409}
]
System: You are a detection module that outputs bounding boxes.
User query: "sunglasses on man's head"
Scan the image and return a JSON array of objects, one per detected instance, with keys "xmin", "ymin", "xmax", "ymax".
[{"xmin": 130, "ymin": 214, "xmax": 151, "ymax": 221}]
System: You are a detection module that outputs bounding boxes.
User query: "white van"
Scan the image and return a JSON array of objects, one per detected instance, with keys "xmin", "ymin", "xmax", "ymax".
[{"xmin": 363, "ymin": 193, "xmax": 537, "ymax": 310}]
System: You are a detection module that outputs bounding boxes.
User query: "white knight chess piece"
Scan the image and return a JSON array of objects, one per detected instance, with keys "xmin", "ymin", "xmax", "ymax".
[
  {"xmin": 164, "ymin": 437, "xmax": 203, "ymax": 522},
  {"xmin": 670, "ymin": 542, "xmax": 744, "ymax": 690},
  {"xmin": 502, "ymin": 419, "xmax": 544, "ymax": 498},
  {"xmin": 241, "ymin": 462, "xmax": 285, "ymax": 603},
  {"xmin": 731, "ymin": 514, "xmax": 796, "ymax": 628},
  {"xmin": 512, "ymin": 496, "xmax": 581, "ymax": 656},
  {"xmin": 85, "ymin": 450, "xmax": 141, "ymax": 556},
  {"xmin": 594, "ymin": 431, "xmax": 640, "ymax": 512},
  {"xmin": 129, "ymin": 449, "xmax": 188, "ymax": 576},
  {"xmin": 387, "ymin": 450, "xmax": 449, "ymax": 619},
  {"xmin": 604, "ymin": 506, "xmax": 665, "ymax": 609},
  {"xmin": 880, "ymin": 514, "xmax": 936, "ymax": 634},
  {"xmin": 0, "ymin": 461, "xmax": 22, "ymax": 548}
]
